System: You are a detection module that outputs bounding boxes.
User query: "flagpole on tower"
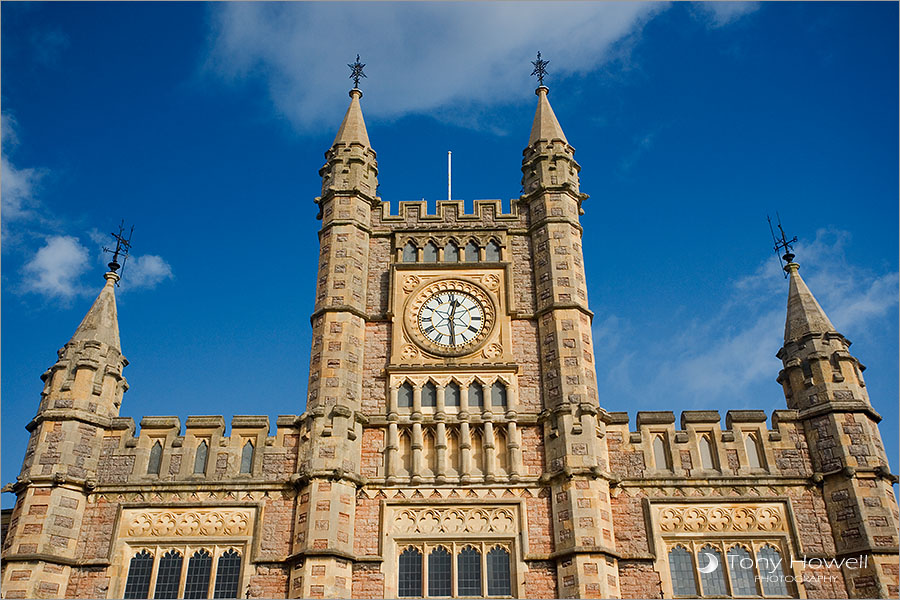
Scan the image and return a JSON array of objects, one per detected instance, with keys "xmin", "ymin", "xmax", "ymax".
[{"xmin": 448, "ymin": 151, "xmax": 452, "ymax": 201}]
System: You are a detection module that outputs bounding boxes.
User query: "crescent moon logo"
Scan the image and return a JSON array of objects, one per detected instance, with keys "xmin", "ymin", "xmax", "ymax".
[{"xmin": 698, "ymin": 552, "xmax": 719, "ymax": 574}]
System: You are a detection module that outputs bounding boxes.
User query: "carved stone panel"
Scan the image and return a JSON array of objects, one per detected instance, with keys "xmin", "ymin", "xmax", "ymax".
[
  {"xmin": 653, "ymin": 502, "xmax": 787, "ymax": 534},
  {"xmin": 121, "ymin": 507, "xmax": 255, "ymax": 539}
]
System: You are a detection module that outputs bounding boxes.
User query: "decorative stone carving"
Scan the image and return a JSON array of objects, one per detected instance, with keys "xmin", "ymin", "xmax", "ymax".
[
  {"xmin": 123, "ymin": 508, "xmax": 253, "ymax": 538},
  {"xmin": 482, "ymin": 343, "xmax": 503, "ymax": 359},
  {"xmin": 400, "ymin": 344, "xmax": 420, "ymax": 360},
  {"xmin": 402, "ymin": 275, "xmax": 421, "ymax": 293},
  {"xmin": 655, "ymin": 503, "xmax": 786, "ymax": 534},
  {"xmin": 391, "ymin": 506, "xmax": 516, "ymax": 536},
  {"xmin": 481, "ymin": 274, "xmax": 501, "ymax": 291}
]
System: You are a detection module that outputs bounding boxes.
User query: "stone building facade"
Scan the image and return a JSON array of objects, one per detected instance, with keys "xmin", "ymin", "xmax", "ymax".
[{"xmin": 1, "ymin": 82, "xmax": 897, "ymax": 599}]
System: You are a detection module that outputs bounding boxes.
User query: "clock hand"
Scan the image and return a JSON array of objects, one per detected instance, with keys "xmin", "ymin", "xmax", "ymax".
[{"xmin": 449, "ymin": 301, "xmax": 458, "ymax": 344}]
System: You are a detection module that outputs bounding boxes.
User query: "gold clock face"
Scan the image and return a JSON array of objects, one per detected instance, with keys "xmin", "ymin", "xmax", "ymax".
[{"xmin": 404, "ymin": 279, "xmax": 496, "ymax": 357}]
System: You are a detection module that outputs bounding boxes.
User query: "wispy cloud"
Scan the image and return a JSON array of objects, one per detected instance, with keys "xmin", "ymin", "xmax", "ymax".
[
  {"xmin": 21, "ymin": 235, "xmax": 90, "ymax": 300},
  {"xmin": 2, "ymin": 113, "xmax": 44, "ymax": 227},
  {"xmin": 690, "ymin": 2, "xmax": 760, "ymax": 28},
  {"xmin": 120, "ymin": 254, "xmax": 173, "ymax": 291}
]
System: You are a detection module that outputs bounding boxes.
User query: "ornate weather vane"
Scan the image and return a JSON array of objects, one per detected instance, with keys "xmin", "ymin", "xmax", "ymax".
[
  {"xmin": 102, "ymin": 219, "xmax": 134, "ymax": 283},
  {"xmin": 348, "ymin": 54, "xmax": 366, "ymax": 89},
  {"xmin": 767, "ymin": 213, "xmax": 797, "ymax": 278},
  {"xmin": 531, "ymin": 51, "xmax": 550, "ymax": 87}
]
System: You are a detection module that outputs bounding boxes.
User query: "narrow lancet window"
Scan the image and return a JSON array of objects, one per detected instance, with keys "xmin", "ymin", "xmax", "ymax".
[
  {"xmin": 653, "ymin": 434, "xmax": 669, "ymax": 470},
  {"xmin": 398, "ymin": 547, "xmax": 423, "ymax": 597},
  {"xmin": 422, "ymin": 382, "xmax": 437, "ymax": 407},
  {"xmin": 148, "ymin": 440, "xmax": 162, "ymax": 475},
  {"xmin": 745, "ymin": 433, "xmax": 762, "ymax": 468},
  {"xmin": 490, "ymin": 381, "xmax": 507, "ymax": 409},
  {"xmin": 443, "ymin": 241, "xmax": 459, "ymax": 262},
  {"xmin": 485, "ymin": 239, "xmax": 502, "ymax": 261},
  {"xmin": 398, "ymin": 382, "xmax": 413, "ymax": 408},
  {"xmin": 124, "ymin": 550, "xmax": 154, "ymax": 599},
  {"xmin": 213, "ymin": 549, "xmax": 242, "ymax": 599},
  {"xmin": 240, "ymin": 440, "xmax": 254, "ymax": 474},
  {"xmin": 699, "ymin": 435, "xmax": 716, "ymax": 470},
  {"xmin": 184, "ymin": 549, "xmax": 212, "ymax": 599},
  {"xmin": 402, "ymin": 242, "xmax": 418, "ymax": 263},
  {"xmin": 423, "ymin": 241, "xmax": 438, "ymax": 262},
  {"xmin": 464, "ymin": 240, "xmax": 479, "ymax": 262},
  {"xmin": 194, "ymin": 440, "xmax": 209, "ymax": 474},
  {"xmin": 445, "ymin": 381, "xmax": 460, "ymax": 407}
]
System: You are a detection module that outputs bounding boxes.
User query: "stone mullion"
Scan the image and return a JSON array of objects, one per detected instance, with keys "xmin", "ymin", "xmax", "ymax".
[
  {"xmin": 483, "ymin": 421, "xmax": 496, "ymax": 481},
  {"xmin": 411, "ymin": 423, "xmax": 424, "ymax": 482},
  {"xmin": 459, "ymin": 421, "xmax": 472, "ymax": 482},
  {"xmin": 386, "ymin": 422, "xmax": 399, "ymax": 480},
  {"xmin": 507, "ymin": 422, "xmax": 522, "ymax": 478}
]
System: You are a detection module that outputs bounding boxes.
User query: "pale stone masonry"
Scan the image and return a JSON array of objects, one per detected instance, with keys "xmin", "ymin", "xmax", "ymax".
[{"xmin": 1, "ymin": 83, "xmax": 897, "ymax": 599}]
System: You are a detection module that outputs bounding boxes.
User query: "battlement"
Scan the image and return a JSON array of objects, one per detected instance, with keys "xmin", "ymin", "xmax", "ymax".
[
  {"xmin": 603, "ymin": 408, "xmax": 813, "ymax": 480},
  {"xmin": 372, "ymin": 199, "xmax": 528, "ymax": 231}
]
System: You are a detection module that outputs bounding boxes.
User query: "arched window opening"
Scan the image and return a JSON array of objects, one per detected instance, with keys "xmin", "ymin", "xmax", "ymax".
[
  {"xmin": 447, "ymin": 428, "xmax": 460, "ymax": 474},
  {"xmin": 464, "ymin": 240, "xmax": 479, "ymax": 262},
  {"xmin": 398, "ymin": 547, "xmax": 423, "ymax": 597},
  {"xmin": 495, "ymin": 428, "xmax": 509, "ymax": 473},
  {"xmin": 422, "ymin": 382, "xmax": 437, "ymax": 407},
  {"xmin": 443, "ymin": 241, "xmax": 459, "ymax": 262},
  {"xmin": 148, "ymin": 441, "xmax": 162, "ymax": 475},
  {"xmin": 486, "ymin": 546, "xmax": 511, "ymax": 596},
  {"xmin": 124, "ymin": 550, "xmax": 154, "ymax": 599},
  {"xmin": 757, "ymin": 545, "xmax": 789, "ymax": 597},
  {"xmin": 468, "ymin": 382, "xmax": 484, "ymax": 409},
  {"xmin": 184, "ymin": 549, "xmax": 213, "ymax": 599},
  {"xmin": 398, "ymin": 382, "xmax": 413, "ymax": 408},
  {"xmin": 400, "ymin": 431, "xmax": 413, "ymax": 475},
  {"xmin": 699, "ymin": 435, "xmax": 716, "ymax": 470},
  {"xmin": 240, "ymin": 440, "xmax": 254, "ymax": 474},
  {"xmin": 727, "ymin": 546, "xmax": 759, "ymax": 596},
  {"xmin": 485, "ymin": 240, "xmax": 502, "ymax": 261},
  {"xmin": 194, "ymin": 440, "xmax": 209, "ymax": 474},
  {"xmin": 471, "ymin": 430, "xmax": 485, "ymax": 474},
  {"xmin": 402, "ymin": 242, "xmax": 418, "ymax": 263},
  {"xmin": 490, "ymin": 381, "xmax": 507, "ymax": 409},
  {"xmin": 652, "ymin": 435, "xmax": 669, "ymax": 470},
  {"xmin": 745, "ymin": 433, "xmax": 762, "ymax": 468},
  {"xmin": 423, "ymin": 430, "xmax": 436, "ymax": 474},
  {"xmin": 445, "ymin": 382, "xmax": 461, "ymax": 407},
  {"xmin": 428, "ymin": 547, "xmax": 452, "ymax": 597},
  {"xmin": 153, "ymin": 550, "xmax": 184, "ymax": 599},
  {"xmin": 698, "ymin": 545, "xmax": 726, "ymax": 596},
  {"xmin": 667, "ymin": 546, "xmax": 697, "ymax": 597},
  {"xmin": 423, "ymin": 241, "xmax": 439, "ymax": 262},
  {"xmin": 457, "ymin": 546, "xmax": 482, "ymax": 596},
  {"xmin": 213, "ymin": 549, "xmax": 242, "ymax": 599}
]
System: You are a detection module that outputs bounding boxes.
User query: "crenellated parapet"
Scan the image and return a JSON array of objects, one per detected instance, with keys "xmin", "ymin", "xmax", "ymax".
[{"xmin": 372, "ymin": 199, "xmax": 527, "ymax": 232}]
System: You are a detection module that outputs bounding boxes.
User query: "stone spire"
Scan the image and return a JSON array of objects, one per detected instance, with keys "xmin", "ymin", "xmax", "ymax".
[
  {"xmin": 318, "ymin": 88, "xmax": 378, "ymax": 206},
  {"xmin": 332, "ymin": 88, "xmax": 371, "ymax": 148},
  {"xmin": 69, "ymin": 271, "xmax": 122, "ymax": 350},
  {"xmin": 529, "ymin": 86, "xmax": 568, "ymax": 145},
  {"xmin": 783, "ymin": 261, "xmax": 837, "ymax": 343}
]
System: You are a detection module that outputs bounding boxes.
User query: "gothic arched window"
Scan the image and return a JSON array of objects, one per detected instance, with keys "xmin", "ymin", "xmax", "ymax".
[
  {"xmin": 148, "ymin": 440, "xmax": 162, "ymax": 475},
  {"xmin": 745, "ymin": 433, "xmax": 762, "ymax": 468},
  {"xmin": 446, "ymin": 428, "xmax": 460, "ymax": 473},
  {"xmin": 486, "ymin": 546, "xmax": 511, "ymax": 596},
  {"xmin": 422, "ymin": 382, "xmax": 437, "ymax": 407},
  {"xmin": 423, "ymin": 429, "xmax": 436, "ymax": 474},
  {"xmin": 398, "ymin": 547, "xmax": 423, "ymax": 597},
  {"xmin": 490, "ymin": 381, "xmax": 507, "ymax": 409},
  {"xmin": 757, "ymin": 545, "xmax": 789, "ymax": 596},
  {"xmin": 443, "ymin": 240, "xmax": 459, "ymax": 262},
  {"xmin": 153, "ymin": 550, "xmax": 184, "ymax": 599},
  {"xmin": 423, "ymin": 241, "xmax": 439, "ymax": 262},
  {"xmin": 184, "ymin": 549, "xmax": 212, "ymax": 599},
  {"xmin": 727, "ymin": 546, "xmax": 758, "ymax": 596},
  {"xmin": 697, "ymin": 545, "xmax": 726, "ymax": 596},
  {"xmin": 445, "ymin": 381, "xmax": 461, "ymax": 407},
  {"xmin": 667, "ymin": 546, "xmax": 697, "ymax": 597},
  {"xmin": 699, "ymin": 435, "xmax": 716, "ymax": 470},
  {"xmin": 213, "ymin": 549, "xmax": 242, "ymax": 599},
  {"xmin": 485, "ymin": 239, "xmax": 502, "ymax": 261},
  {"xmin": 464, "ymin": 240, "xmax": 479, "ymax": 262},
  {"xmin": 468, "ymin": 382, "xmax": 484, "ymax": 409},
  {"xmin": 428, "ymin": 547, "xmax": 452, "ymax": 597},
  {"xmin": 194, "ymin": 440, "xmax": 209, "ymax": 474},
  {"xmin": 240, "ymin": 440, "xmax": 254, "ymax": 474},
  {"xmin": 495, "ymin": 427, "xmax": 509, "ymax": 473},
  {"xmin": 457, "ymin": 546, "xmax": 482, "ymax": 596},
  {"xmin": 652, "ymin": 435, "xmax": 669, "ymax": 470},
  {"xmin": 124, "ymin": 550, "xmax": 154, "ymax": 599},
  {"xmin": 398, "ymin": 382, "xmax": 413, "ymax": 408},
  {"xmin": 402, "ymin": 242, "xmax": 418, "ymax": 263}
]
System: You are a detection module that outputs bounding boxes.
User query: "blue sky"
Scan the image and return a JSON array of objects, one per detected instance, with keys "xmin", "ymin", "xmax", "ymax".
[{"xmin": 2, "ymin": 2, "xmax": 897, "ymax": 508}]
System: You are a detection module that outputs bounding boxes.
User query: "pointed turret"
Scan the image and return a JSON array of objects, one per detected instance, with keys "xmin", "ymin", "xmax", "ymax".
[
  {"xmin": 332, "ymin": 88, "xmax": 371, "ymax": 148},
  {"xmin": 318, "ymin": 87, "xmax": 378, "ymax": 207},
  {"xmin": 520, "ymin": 83, "xmax": 582, "ymax": 199},
  {"xmin": 529, "ymin": 86, "xmax": 568, "ymax": 145},
  {"xmin": 784, "ymin": 262, "xmax": 837, "ymax": 343},
  {"xmin": 70, "ymin": 271, "xmax": 122, "ymax": 350}
]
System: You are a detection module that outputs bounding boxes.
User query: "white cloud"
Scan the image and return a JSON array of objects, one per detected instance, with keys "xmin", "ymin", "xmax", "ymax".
[
  {"xmin": 121, "ymin": 254, "xmax": 173, "ymax": 290},
  {"xmin": 21, "ymin": 235, "xmax": 90, "ymax": 299},
  {"xmin": 204, "ymin": 3, "xmax": 666, "ymax": 130},
  {"xmin": 690, "ymin": 2, "xmax": 759, "ymax": 28},
  {"xmin": 2, "ymin": 113, "xmax": 43, "ymax": 224}
]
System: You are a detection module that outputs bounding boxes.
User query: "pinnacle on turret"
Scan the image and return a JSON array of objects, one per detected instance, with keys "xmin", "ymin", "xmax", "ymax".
[
  {"xmin": 333, "ymin": 88, "xmax": 371, "ymax": 149},
  {"xmin": 783, "ymin": 260, "xmax": 838, "ymax": 343},
  {"xmin": 69, "ymin": 270, "xmax": 122, "ymax": 350},
  {"xmin": 529, "ymin": 86, "xmax": 568, "ymax": 146}
]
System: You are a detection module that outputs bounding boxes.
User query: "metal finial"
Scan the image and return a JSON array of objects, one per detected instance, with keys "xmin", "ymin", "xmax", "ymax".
[
  {"xmin": 102, "ymin": 219, "xmax": 134, "ymax": 283},
  {"xmin": 531, "ymin": 51, "xmax": 549, "ymax": 87},
  {"xmin": 348, "ymin": 54, "xmax": 366, "ymax": 89},
  {"xmin": 767, "ymin": 213, "xmax": 797, "ymax": 278}
]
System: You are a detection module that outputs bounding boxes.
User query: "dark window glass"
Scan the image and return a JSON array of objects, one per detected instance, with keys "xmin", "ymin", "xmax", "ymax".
[
  {"xmin": 464, "ymin": 241, "xmax": 479, "ymax": 262},
  {"xmin": 490, "ymin": 382, "xmax": 507, "ymax": 408},
  {"xmin": 398, "ymin": 382, "xmax": 413, "ymax": 408},
  {"xmin": 124, "ymin": 550, "xmax": 154, "ymax": 599},
  {"xmin": 468, "ymin": 383, "xmax": 483, "ymax": 408},
  {"xmin": 422, "ymin": 382, "xmax": 437, "ymax": 407},
  {"xmin": 423, "ymin": 242, "xmax": 438, "ymax": 262},
  {"xmin": 667, "ymin": 546, "xmax": 697, "ymax": 597},
  {"xmin": 154, "ymin": 550, "xmax": 184, "ymax": 599},
  {"xmin": 428, "ymin": 546, "xmax": 452, "ymax": 597},
  {"xmin": 457, "ymin": 545, "xmax": 482, "ymax": 596},
  {"xmin": 445, "ymin": 382, "xmax": 460, "ymax": 407},
  {"xmin": 699, "ymin": 435, "xmax": 716, "ymax": 470},
  {"xmin": 728, "ymin": 546, "xmax": 758, "ymax": 596},
  {"xmin": 240, "ymin": 441, "xmax": 254, "ymax": 474},
  {"xmin": 213, "ymin": 549, "xmax": 242, "ymax": 599},
  {"xmin": 698, "ymin": 545, "xmax": 726, "ymax": 596},
  {"xmin": 485, "ymin": 240, "xmax": 501, "ymax": 261},
  {"xmin": 758, "ymin": 545, "xmax": 789, "ymax": 597},
  {"xmin": 398, "ymin": 547, "xmax": 423, "ymax": 597},
  {"xmin": 184, "ymin": 549, "xmax": 212, "ymax": 599},
  {"xmin": 148, "ymin": 441, "xmax": 162, "ymax": 475},
  {"xmin": 194, "ymin": 440, "xmax": 209, "ymax": 474},
  {"xmin": 486, "ymin": 546, "xmax": 511, "ymax": 596},
  {"xmin": 402, "ymin": 242, "xmax": 418, "ymax": 263},
  {"xmin": 443, "ymin": 241, "xmax": 459, "ymax": 262}
]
